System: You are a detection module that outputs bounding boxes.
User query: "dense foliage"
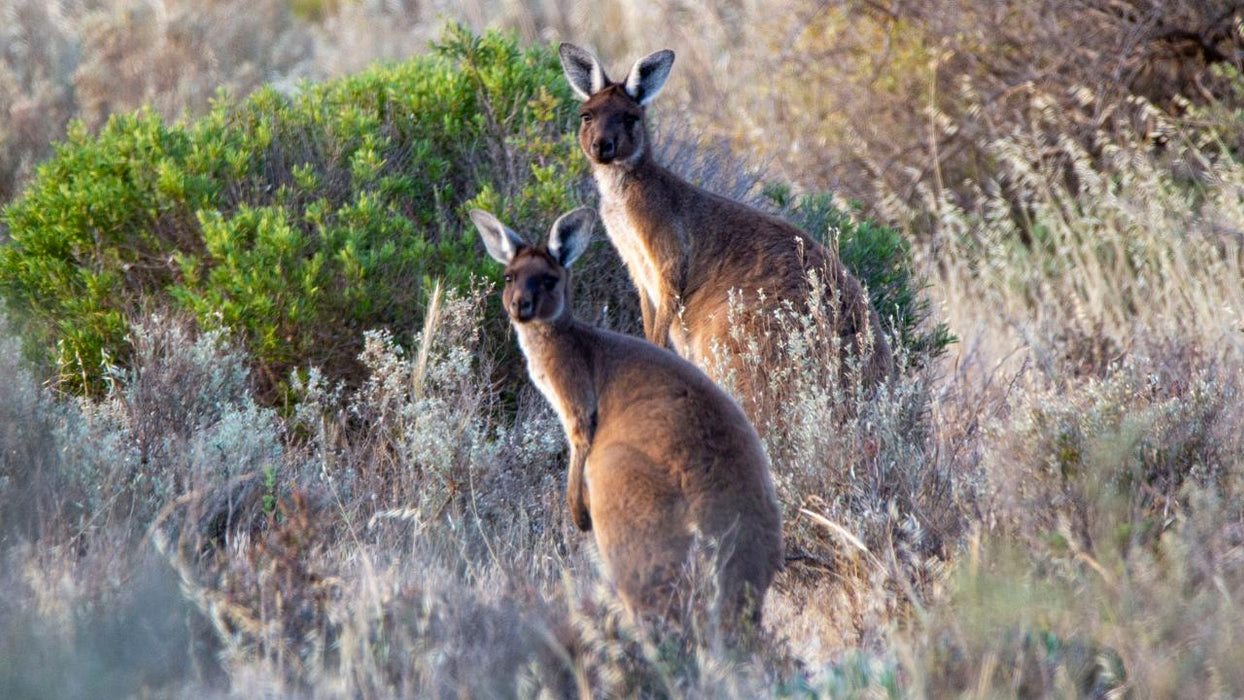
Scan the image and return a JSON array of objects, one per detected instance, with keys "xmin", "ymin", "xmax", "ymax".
[{"xmin": 0, "ymin": 25, "xmax": 586, "ymax": 395}]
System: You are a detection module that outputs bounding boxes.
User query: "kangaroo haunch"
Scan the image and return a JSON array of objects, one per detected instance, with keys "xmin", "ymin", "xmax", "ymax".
[
  {"xmin": 560, "ymin": 43, "xmax": 895, "ymax": 417},
  {"xmin": 470, "ymin": 207, "xmax": 783, "ymax": 624}
]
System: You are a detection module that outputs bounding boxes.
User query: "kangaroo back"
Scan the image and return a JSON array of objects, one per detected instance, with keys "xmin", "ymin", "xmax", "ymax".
[{"xmin": 470, "ymin": 207, "xmax": 784, "ymax": 627}]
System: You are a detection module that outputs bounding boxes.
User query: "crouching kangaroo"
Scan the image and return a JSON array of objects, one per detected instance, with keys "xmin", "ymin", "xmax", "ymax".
[
  {"xmin": 559, "ymin": 44, "xmax": 895, "ymax": 417},
  {"xmin": 470, "ymin": 207, "xmax": 783, "ymax": 625}
]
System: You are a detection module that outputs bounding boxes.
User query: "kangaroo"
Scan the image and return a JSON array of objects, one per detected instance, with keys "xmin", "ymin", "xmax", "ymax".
[
  {"xmin": 470, "ymin": 206, "xmax": 783, "ymax": 625},
  {"xmin": 559, "ymin": 44, "xmax": 895, "ymax": 417}
]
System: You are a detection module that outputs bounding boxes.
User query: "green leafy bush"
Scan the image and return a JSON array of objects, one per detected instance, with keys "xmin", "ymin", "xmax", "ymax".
[
  {"xmin": 764, "ymin": 183, "xmax": 954, "ymax": 363},
  {"xmin": 0, "ymin": 24, "xmax": 586, "ymax": 396}
]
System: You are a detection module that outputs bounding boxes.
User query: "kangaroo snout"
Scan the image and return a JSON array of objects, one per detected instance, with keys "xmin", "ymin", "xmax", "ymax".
[
  {"xmin": 592, "ymin": 138, "xmax": 616, "ymax": 162},
  {"xmin": 513, "ymin": 296, "xmax": 535, "ymax": 321}
]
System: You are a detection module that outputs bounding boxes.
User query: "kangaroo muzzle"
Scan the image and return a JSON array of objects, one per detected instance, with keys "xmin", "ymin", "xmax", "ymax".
[
  {"xmin": 592, "ymin": 138, "xmax": 616, "ymax": 163},
  {"xmin": 513, "ymin": 296, "xmax": 535, "ymax": 322}
]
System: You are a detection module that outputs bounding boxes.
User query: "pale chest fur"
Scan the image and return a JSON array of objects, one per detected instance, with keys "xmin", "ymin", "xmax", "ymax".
[
  {"xmin": 595, "ymin": 170, "xmax": 665, "ymax": 311},
  {"xmin": 515, "ymin": 328, "xmax": 575, "ymax": 441}
]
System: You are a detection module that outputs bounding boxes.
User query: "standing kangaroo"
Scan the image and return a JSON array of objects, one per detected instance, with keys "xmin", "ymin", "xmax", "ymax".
[
  {"xmin": 470, "ymin": 207, "xmax": 783, "ymax": 624},
  {"xmin": 559, "ymin": 44, "xmax": 894, "ymax": 416}
]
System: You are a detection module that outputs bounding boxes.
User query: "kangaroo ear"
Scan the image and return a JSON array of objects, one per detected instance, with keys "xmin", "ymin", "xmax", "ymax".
[
  {"xmin": 469, "ymin": 209, "xmax": 526, "ymax": 265},
  {"xmin": 548, "ymin": 208, "xmax": 595, "ymax": 268},
  {"xmin": 559, "ymin": 43, "xmax": 610, "ymax": 101},
  {"xmin": 624, "ymin": 49, "xmax": 674, "ymax": 106}
]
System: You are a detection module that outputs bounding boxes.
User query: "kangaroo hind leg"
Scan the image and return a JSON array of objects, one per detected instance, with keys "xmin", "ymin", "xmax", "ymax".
[{"xmin": 587, "ymin": 443, "xmax": 692, "ymax": 620}]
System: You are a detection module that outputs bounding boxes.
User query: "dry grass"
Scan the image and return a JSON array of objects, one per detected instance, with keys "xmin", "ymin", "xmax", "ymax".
[
  {"xmin": 0, "ymin": 0, "xmax": 314, "ymax": 204},
  {"xmin": 4, "ymin": 211, "xmax": 1235, "ymax": 696}
]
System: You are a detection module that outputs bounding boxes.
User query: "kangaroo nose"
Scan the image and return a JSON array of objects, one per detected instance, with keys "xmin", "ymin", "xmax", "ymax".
[
  {"xmin": 515, "ymin": 298, "xmax": 534, "ymax": 321},
  {"xmin": 593, "ymin": 139, "xmax": 616, "ymax": 161}
]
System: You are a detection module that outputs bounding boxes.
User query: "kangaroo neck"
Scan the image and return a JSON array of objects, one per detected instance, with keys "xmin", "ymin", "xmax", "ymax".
[
  {"xmin": 513, "ymin": 317, "xmax": 590, "ymax": 386},
  {"xmin": 513, "ymin": 314, "xmax": 575, "ymax": 353},
  {"xmin": 591, "ymin": 148, "xmax": 664, "ymax": 203},
  {"xmin": 592, "ymin": 152, "xmax": 693, "ymax": 307},
  {"xmin": 512, "ymin": 315, "xmax": 597, "ymax": 434}
]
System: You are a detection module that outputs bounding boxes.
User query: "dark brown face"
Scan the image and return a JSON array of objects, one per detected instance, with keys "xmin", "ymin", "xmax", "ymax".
[
  {"xmin": 578, "ymin": 85, "xmax": 646, "ymax": 165},
  {"xmin": 502, "ymin": 249, "xmax": 569, "ymax": 324}
]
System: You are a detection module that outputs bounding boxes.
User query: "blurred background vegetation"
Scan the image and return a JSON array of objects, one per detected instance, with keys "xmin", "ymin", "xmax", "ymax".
[{"xmin": 0, "ymin": 1, "xmax": 1241, "ymax": 696}]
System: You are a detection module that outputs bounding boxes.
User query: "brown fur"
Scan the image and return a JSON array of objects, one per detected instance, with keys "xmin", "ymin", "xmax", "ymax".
[
  {"xmin": 472, "ymin": 208, "xmax": 784, "ymax": 625},
  {"xmin": 561, "ymin": 45, "xmax": 895, "ymax": 417}
]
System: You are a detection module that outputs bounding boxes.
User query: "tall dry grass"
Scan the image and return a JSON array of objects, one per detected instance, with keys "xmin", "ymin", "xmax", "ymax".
[{"xmin": 923, "ymin": 96, "xmax": 1244, "ymax": 382}]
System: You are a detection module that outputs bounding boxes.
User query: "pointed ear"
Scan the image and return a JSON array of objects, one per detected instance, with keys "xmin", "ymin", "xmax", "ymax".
[
  {"xmin": 624, "ymin": 49, "xmax": 675, "ymax": 106},
  {"xmin": 559, "ymin": 43, "xmax": 610, "ymax": 101},
  {"xmin": 548, "ymin": 208, "xmax": 595, "ymax": 268},
  {"xmin": 469, "ymin": 209, "xmax": 526, "ymax": 265}
]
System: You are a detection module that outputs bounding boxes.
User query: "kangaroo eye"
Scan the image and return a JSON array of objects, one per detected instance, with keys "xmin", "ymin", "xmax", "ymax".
[
  {"xmin": 623, "ymin": 114, "xmax": 639, "ymax": 127},
  {"xmin": 503, "ymin": 273, "xmax": 513, "ymax": 283},
  {"xmin": 542, "ymin": 277, "xmax": 558, "ymax": 290},
  {"xmin": 580, "ymin": 113, "xmax": 592, "ymax": 123}
]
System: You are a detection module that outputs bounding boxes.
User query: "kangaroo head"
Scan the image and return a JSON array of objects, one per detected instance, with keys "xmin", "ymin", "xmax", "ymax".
[
  {"xmin": 470, "ymin": 208, "xmax": 595, "ymax": 324},
  {"xmin": 559, "ymin": 43, "xmax": 675, "ymax": 166}
]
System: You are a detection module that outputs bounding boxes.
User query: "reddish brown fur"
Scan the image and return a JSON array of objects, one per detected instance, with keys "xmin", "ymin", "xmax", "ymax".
[
  {"xmin": 474, "ymin": 209, "xmax": 784, "ymax": 625},
  {"xmin": 564, "ymin": 45, "xmax": 894, "ymax": 418}
]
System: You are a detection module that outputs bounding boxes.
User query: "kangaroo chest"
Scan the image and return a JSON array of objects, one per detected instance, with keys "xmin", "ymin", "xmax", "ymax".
[
  {"xmin": 607, "ymin": 206, "xmax": 709, "ymax": 357},
  {"xmin": 594, "ymin": 168, "xmax": 671, "ymax": 308},
  {"xmin": 515, "ymin": 330, "xmax": 575, "ymax": 438},
  {"xmin": 600, "ymin": 201, "xmax": 664, "ymax": 306}
]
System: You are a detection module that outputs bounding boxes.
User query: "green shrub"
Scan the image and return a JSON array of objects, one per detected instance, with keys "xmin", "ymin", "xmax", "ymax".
[
  {"xmin": 764, "ymin": 183, "xmax": 954, "ymax": 363},
  {"xmin": 0, "ymin": 24, "xmax": 586, "ymax": 396}
]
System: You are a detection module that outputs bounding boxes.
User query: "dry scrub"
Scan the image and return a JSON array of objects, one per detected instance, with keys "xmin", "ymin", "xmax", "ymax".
[{"xmin": 2, "ymin": 1, "xmax": 1244, "ymax": 696}]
